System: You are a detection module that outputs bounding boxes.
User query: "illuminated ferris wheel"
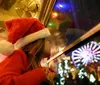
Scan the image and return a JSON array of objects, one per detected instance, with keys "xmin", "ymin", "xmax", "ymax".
[{"xmin": 72, "ymin": 41, "xmax": 100, "ymax": 68}]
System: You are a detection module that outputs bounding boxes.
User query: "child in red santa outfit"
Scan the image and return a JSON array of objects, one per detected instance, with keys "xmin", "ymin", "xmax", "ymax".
[{"xmin": 0, "ymin": 18, "xmax": 56, "ymax": 85}]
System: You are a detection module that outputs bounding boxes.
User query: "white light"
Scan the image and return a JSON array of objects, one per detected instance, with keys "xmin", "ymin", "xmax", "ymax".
[
  {"xmin": 60, "ymin": 77, "xmax": 65, "ymax": 85},
  {"xmin": 70, "ymin": 68, "xmax": 75, "ymax": 72},
  {"xmin": 56, "ymin": 82, "xmax": 59, "ymax": 85},
  {"xmin": 89, "ymin": 74, "xmax": 96, "ymax": 83},
  {"xmin": 58, "ymin": 4, "xmax": 63, "ymax": 8},
  {"xmin": 72, "ymin": 41, "xmax": 100, "ymax": 67},
  {"xmin": 58, "ymin": 63, "xmax": 63, "ymax": 77},
  {"xmin": 64, "ymin": 60, "xmax": 70, "ymax": 70}
]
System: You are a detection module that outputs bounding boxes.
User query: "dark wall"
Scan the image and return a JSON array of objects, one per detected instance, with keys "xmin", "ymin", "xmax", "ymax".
[{"xmin": 71, "ymin": 0, "xmax": 100, "ymax": 30}]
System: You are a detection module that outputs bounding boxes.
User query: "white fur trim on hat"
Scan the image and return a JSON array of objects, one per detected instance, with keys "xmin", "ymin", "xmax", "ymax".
[
  {"xmin": 14, "ymin": 28, "xmax": 51, "ymax": 49},
  {"xmin": 0, "ymin": 40, "xmax": 14, "ymax": 56}
]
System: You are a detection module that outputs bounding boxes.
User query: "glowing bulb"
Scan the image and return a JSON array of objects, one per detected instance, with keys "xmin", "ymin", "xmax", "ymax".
[
  {"xmin": 90, "ymin": 74, "xmax": 96, "ymax": 83},
  {"xmin": 48, "ymin": 23, "xmax": 53, "ymax": 27},
  {"xmin": 58, "ymin": 4, "xmax": 63, "ymax": 8},
  {"xmin": 52, "ymin": 12, "xmax": 58, "ymax": 18},
  {"xmin": 54, "ymin": 2, "xmax": 71, "ymax": 11}
]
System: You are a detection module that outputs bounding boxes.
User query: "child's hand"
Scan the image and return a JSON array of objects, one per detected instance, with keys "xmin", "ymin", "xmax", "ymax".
[{"xmin": 42, "ymin": 67, "xmax": 56, "ymax": 84}]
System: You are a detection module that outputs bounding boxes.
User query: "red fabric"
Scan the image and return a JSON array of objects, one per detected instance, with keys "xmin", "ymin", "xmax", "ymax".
[
  {"xmin": 0, "ymin": 50, "xmax": 46, "ymax": 85},
  {"xmin": 4, "ymin": 18, "xmax": 44, "ymax": 44}
]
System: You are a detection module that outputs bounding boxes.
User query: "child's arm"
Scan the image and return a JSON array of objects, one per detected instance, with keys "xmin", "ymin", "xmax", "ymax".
[{"xmin": 0, "ymin": 50, "xmax": 46, "ymax": 85}]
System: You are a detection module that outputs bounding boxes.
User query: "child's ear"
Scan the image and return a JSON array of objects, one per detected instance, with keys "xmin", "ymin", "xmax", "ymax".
[{"xmin": 0, "ymin": 40, "xmax": 14, "ymax": 56}]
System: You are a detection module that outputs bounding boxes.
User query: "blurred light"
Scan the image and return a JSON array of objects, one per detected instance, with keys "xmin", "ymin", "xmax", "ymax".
[
  {"xmin": 89, "ymin": 74, "xmax": 96, "ymax": 83},
  {"xmin": 60, "ymin": 77, "xmax": 65, "ymax": 85},
  {"xmin": 56, "ymin": 82, "xmax": 59, "ymax": 85},
  {"xmin": 52, "ymin": 12, "xmax": 58, "ymax": 18},
  {"xmin": 64, "ymin": 60, "xmax": 70, "ymax": 70},
  {"xmin": 70, "ymin": 68, "xmax": 75, "ymax": 72},
  {"xmin": 72, "ymin": 41, "xmax": 100, "ymax": 68},
  {"xmin": 70, "ymin": 61, "xmax": 73, "ymax": 64},
  {"xmin": 59, "ymin": 4, "xmax": 63, "ymax": 8},
  {"xmin": 63, "ymin": 56, "xmax": 70, "ymax": 60},
  {"xmin": 78, "ymin": 68, "xmax": 87, "ymax": 79},
  {"xmin": 64, "ymin": 70, "xmax": 67, "ymax": 73},
  {"xmin": 54, "ymin": 2, "xmax": 71, "ymax": 11},
  {"xmin": 48, "ymin": 22, "xmax": 53, "ymax": 27}
]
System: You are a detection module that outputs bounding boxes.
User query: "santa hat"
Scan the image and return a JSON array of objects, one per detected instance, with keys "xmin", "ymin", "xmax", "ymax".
[{"xmin": 0, "ymin": 18, "xmax": 51, "ymax": 56}]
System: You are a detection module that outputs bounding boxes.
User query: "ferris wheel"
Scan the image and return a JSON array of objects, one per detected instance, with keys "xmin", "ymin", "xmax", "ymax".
[{"xmin": 72, "ymin": 41, "xmax": 100, "ymax": 68}]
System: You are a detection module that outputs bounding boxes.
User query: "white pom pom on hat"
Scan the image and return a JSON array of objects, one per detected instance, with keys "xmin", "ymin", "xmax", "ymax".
[{"xmin": 0, "ymin": 40, "xmax": 14, "ymax": 56}]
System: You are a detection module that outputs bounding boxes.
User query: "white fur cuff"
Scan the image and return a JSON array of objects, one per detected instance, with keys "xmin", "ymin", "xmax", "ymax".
[{"xmin": 14, "ymin": 28, "xmax": 51, "ymax": 49}]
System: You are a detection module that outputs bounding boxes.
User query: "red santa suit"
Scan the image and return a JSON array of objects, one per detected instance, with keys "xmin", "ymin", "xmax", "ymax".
[{"xmin": 0, "ymin": 18, "xmax": 51, "ymax": 85}]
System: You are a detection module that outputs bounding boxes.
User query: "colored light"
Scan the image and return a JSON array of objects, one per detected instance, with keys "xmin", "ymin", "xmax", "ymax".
[
  {"xmin": 58, "ymin": 4, "xmax": 63, "ymax": 8},
  {"xmin": 48, "ymin": 23, "xmax": 53, "ymax": 27},
  {"xmin": 54, "ymin": 2, "xmax": 71, "ymax": 11},
  {"xmin": 72, "ymin": 41, "xmax": 100, "ymax": 68},
  {"xmin": 52, "ymin": 12, "xmax": 58, "ymax": 18}
]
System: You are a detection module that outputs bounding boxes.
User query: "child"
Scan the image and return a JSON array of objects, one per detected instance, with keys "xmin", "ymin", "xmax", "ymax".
[{"xmin": 0, "ymin": 18, "xmax": 56, "ymax": 85}]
